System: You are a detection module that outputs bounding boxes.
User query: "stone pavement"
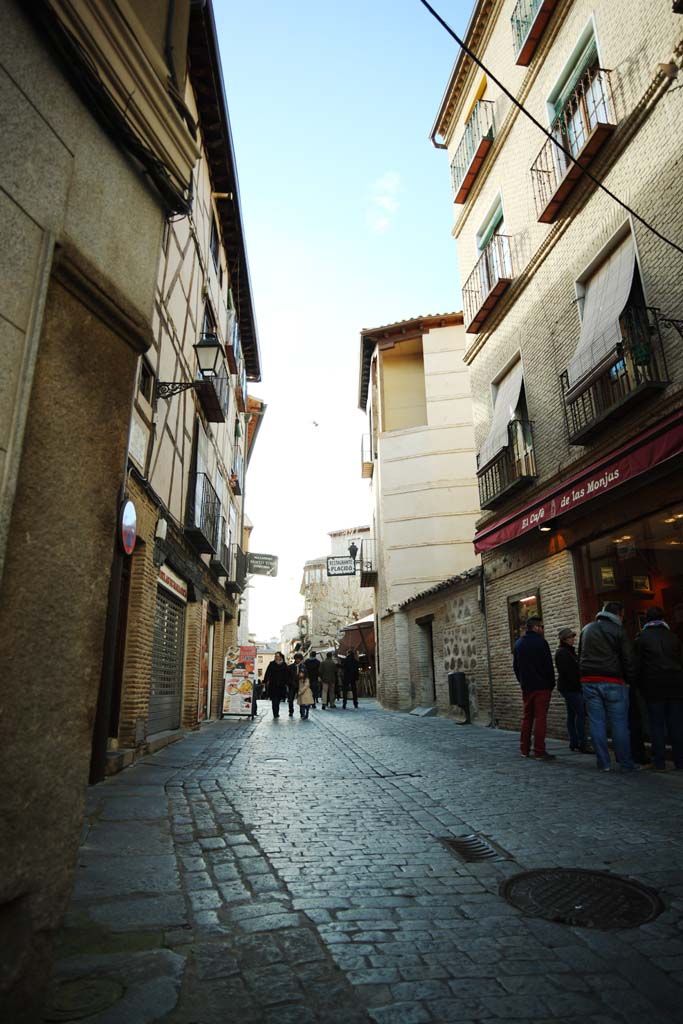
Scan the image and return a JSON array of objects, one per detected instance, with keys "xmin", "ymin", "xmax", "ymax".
[{"xmin": 46, "ymin": 701, "xmax": 683, "ymax": 1023}]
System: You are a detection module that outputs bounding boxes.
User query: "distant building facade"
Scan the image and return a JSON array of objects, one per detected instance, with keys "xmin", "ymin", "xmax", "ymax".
[
  {"xmin": 431, "ymin": 0, "xmax": 683, "ymax": 734},
  {"xmin": 357, "ymin": 314, "xmax": 481, "ymax": 709},
  {"xmin": 301, "ymin": 526, "xmax": 373, "ymax": 650}
]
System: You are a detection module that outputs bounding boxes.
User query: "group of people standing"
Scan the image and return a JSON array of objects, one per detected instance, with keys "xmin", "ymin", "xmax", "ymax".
[
  {"xmin": 513, "ymin": 601, "xmax": 683, "ymax": 772},
  {"xmin": 262, "ymin": 649, "xmax": 361, "ymax": 721}
]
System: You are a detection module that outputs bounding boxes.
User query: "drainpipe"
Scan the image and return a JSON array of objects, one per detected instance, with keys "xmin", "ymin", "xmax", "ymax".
[{"xmin": 481, "ymin": 565, "xmax": 496, "ymax": 728}]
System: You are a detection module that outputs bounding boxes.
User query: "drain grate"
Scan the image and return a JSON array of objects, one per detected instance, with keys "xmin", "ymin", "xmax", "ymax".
[
  {"xmin": 500, "ymin": 868, "xmax": 664, "ymax": 929},
  {"xmin": 441, "ymin": 834, "xmax": 510, "ymax": 863}
]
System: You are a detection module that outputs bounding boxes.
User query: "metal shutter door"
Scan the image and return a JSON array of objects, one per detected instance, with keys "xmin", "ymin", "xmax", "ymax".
[{"xmin": 148, "ymin": 588, "xmax": 186, "ymax": 733}]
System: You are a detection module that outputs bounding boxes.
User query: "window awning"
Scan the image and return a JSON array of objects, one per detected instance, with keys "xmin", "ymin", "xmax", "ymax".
[
  {"xmin": 478, "ymin": 361, "xmax": 524, "ymax": 470},
  {"xmin": 566, "ymin": 234, "xmax": 636, "ymax": 398}
]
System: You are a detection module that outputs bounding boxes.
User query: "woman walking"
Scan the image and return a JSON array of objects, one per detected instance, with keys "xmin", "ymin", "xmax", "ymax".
[
  {"xmin": 297, "ymin": 668, "xmax": 315, "ymax": 720},
  {"xmin": 264, "ymin": 652, "xmax": 288, "ymax": 719}
]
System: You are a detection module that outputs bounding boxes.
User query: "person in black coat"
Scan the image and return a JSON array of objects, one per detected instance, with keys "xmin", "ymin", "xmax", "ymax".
[
  {"xmin": 342, "ymin": 650, "xmax": 360, "ymax": 709},
  {"xmin": 634, "ymin": 606, "xmax": 683, "ymax": 770},
  {"xmin": 287, "ymin": 652, "xmax": 304, "ymax": 717},
  {"xmin": 555, "ymin": 628, "xmax": 587, "ymax": 752},
  {"xmin": 264, "ymin": 652, "xmax": 288, "ymax": 719},
  {"xmin": 304, "ymin": 651, "xmax": 321, "ymax": 706},
  {"xmin": 513, "ymin": 617, "xmax": 555, "ymax": 760}
]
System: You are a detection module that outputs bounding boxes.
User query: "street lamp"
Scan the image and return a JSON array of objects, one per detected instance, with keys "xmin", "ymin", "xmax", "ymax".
[
  {"xmin": 155, "ymin": 332, "xmax": 224, "ymax": 400},
  {"xmin": 348, "ymin": 541, "xmax": 358, "ymax": 562}
]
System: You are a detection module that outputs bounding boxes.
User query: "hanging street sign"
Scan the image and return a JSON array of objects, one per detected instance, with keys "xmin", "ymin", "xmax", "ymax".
[
  {"xmin": 247, "ymin": 552, "xmax": 279, "ymax": 576},
  {"xmin": 327, "ymin": 556, "xmax": 356, "ymax": 577}
]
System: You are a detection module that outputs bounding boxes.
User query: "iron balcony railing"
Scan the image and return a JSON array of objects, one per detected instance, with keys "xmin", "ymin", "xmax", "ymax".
[
  {"xmin": 477, "ymin": 419, "xmax": 537, "ymax": 509},
  {"xmin": 561, "ymin": 306, "xmax": 670, "ymax": 444},
  {"xmin": 361, "ymin": 434, "xmax": 373, "ymax": 478},
  {"xmin": 531, "ymin": 65, "xmax": 615, "ymax": 222},
  {"xmin": 511, "ymin": 0, "xmax": 559, "ymax": 66},
  {"xmin": 463, "ymin": 234, "xmax": 514, "ymax": 333},
  {"xmin": 210, "ymin": 517, "xmax": 231, "ymax": 575},
  {"xmin": 359, "ymin": 538, "xmax": 377, "ymax": 587},
  {"xmin": 187, "ymin": 472, "xmax": 220, "ymax": 554},
  {"xmin": 450, "ymin": 100, "xmax": 495, "ymax": 204}
]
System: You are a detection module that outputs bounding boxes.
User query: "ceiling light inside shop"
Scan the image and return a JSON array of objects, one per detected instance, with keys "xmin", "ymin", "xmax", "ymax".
[
  {"xmin": 519, "ymin": 596, "xmax": 537, "ymax": 603},
  {"xmin": 665, "ymin": 517, "xmax": 677, "ymax": 523}
]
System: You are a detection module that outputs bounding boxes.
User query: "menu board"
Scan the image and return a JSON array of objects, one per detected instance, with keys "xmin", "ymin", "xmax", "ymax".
[{"xmin": 222, "ymin": 645, "xmax": 257, "ymax": 717}]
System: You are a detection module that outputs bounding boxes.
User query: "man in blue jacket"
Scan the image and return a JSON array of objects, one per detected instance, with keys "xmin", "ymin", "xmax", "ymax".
[{"xmin": 513, "ymin": 616, "xmax": 556, "ymax": 761}]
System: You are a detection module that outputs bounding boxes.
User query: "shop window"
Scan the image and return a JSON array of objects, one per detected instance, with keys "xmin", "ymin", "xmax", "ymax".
[
  {"xmin": 508, "ymin": 590, "xmax": 542, "ymax": 648},
  {"xmin": 575, "ymin": 506, "xmax": 683, "ymax": 638}
]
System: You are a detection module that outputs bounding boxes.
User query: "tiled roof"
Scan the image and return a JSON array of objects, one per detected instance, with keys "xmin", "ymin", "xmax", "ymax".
[{"xmin": 397, "ymin": 566, "xmax": 481, "ymax": 610}]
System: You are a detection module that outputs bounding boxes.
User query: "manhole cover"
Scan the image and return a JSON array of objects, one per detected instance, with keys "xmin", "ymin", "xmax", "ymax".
[
  {"xmin": 45, "ymin": 977, "xmax": 125, "ymax": 1021},
  {"xmin": 500, "ymin": 868, "xmax": 664, "ymax": 929},
  {"xmin": 441, "ymin": 834, "xmax": 510, "ymax": 863}
]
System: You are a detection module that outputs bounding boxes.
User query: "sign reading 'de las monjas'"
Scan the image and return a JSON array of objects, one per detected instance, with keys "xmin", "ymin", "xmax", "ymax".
[{"xmin": 247, "ymin": 552, "xmax": 278, "ymax": 576}]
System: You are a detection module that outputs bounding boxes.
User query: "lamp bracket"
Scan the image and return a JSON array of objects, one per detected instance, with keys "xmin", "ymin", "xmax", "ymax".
[{"xmin": 155, "ymin": 380, "xmax": 202, "ymax": 401}]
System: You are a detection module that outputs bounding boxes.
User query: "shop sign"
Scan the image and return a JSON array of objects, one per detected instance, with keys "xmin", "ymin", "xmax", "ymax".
[
  {"xmin": 475, "ymin": 414, "xmax": 683, "ymax": 553},
  {"xmin": 158, "ymin": 565, "xmax": 188, "ymax": 602},
  {"xmin": 327, "ymin": 556, "xmax": 356, "ymax": 576},
  {"xmin": 248, "ymin": 552, "xmax": 279, "ymax": 576},
  {"xmin": 222, "ymin": 644, "xmax": 256, "ymax": 717},
  {"xmin": 119, "ymin": 499, "xmax": 137, "ymax": 555}
]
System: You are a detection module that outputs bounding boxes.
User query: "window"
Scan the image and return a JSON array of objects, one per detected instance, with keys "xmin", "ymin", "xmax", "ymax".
[
  {"xmin": 380, "ymin": 338, "xmax": 427, "ymax": 431},
  {"xmin": 548, "ymin": 29, "xmax": 609, "ymax": 161},
  {"xmin": 138, "ymin": 359, "xmax": 154, "ymax": 404},
  {"xmin": 210, "ymin": 217, "xmax": 220, "ymax": 271},
  {"xmin": 508, "ymin": 590, "xmax": 542, "ymax": 649},
  {"xmin": 476, "ymin": 198, "xmax": 512, "ymax": 279},
  {"xmin": 203, "ymin": 303, "xmax": 216, "ymax": 337}
]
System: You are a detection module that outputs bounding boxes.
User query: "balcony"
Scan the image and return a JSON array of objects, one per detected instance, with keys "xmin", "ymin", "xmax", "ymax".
[
  {"xmin": 463, "ymin": 234, "xmax": 514, "ymax": 334},
  {"xmin": 477, "ymin": 419, "xmax": 537, "ymax": 509},
  {"xmin": 359, "ymin": 538, "xmax": 377, "ymax": 588},
  {"xmin": 210, "ymin": 518, "xmax": 231, "ymax": 575},
  {"xmin": 361, "ymin": 435, "xmax": 373, "ymax": 478},
  {"xmin": 226, "ymin": 543, "xmax": 247, "ymax": 594},
  {"xmin": 186, "ymin": 473, "xmax": 220, "ymax": 554},
  {"xmin": 511, "ymin": 0, "xmax": 559, "ymax": 66},
  {"xmin": 561, "ymin": 306, "xmax": 670, "ymax": 445},
  {"xmin": 450, "ymin": 101, "xmax": 495, "ymax": 204},
  {"xmin": 234, "ymin": 361, "xmax": 247, "ymax": 413},
  {"xmin": 228, "ymin": 470, "xmax": 242, "ymax": 496},
  {"xmin": 531, "ymin": 66, "xmax": 616, "ymax": 223},
  {"xmin": 196, "ymin": 371, "xmax": 229, "ymax": 423}
]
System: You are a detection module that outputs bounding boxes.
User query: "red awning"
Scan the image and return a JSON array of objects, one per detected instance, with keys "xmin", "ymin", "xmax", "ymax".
[{"xmin": 474, "ymin": 411, "xmax": 683, "ymax": 553}]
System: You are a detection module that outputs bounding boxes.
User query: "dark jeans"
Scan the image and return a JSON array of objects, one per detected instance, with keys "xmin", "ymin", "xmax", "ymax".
[
  {"xmin": 520, "ymin": 689, "xmax": 551, "ymax": 756},
  {"xmin": 287, "ymin": 684, "xmax": 297, "ymax": 715},
  {"xmin": 561, "ymin": 690, "xmax": 586, "ymax": 749},
  {"xmin": 271, "ymin": 697, "xmax": 281, "ymax": 718},
  {"xmin": 343, "ymin": 680, "xmax": 358, "ymax": 708},
  {"xmin": 646, "ymin": 700, "xmax": 683, "ymax": 769}
]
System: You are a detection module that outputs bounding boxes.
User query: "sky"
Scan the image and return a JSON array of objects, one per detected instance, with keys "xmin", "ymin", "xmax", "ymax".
[{"xmin": 213, "ymin": 1, "xmax": 470, "ymax": 639}]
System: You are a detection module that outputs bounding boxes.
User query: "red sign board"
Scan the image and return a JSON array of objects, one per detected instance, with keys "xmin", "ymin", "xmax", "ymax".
[{"xmin": 474, "ymin": 414, "xmax": 683, "ymax": 553}]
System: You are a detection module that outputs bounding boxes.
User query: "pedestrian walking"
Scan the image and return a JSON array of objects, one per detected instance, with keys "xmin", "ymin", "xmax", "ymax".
[
  {"xmin": 297, "ymin": 668, "xmax": 315, "ymax": 719},
  {"xmin": 578, "ymin": 601, "xmax": 638, "ymax": 772},
  {"xmin": 287, "ymin": 652, "xmax": 304, "ymax": 717},
  {"xmin": 319, "ymin": 652, "xmax": 337, "ymax": 708},
  {"xmin": 263, "ymin": 652, "xmax": 288, "ymax": 719},
  {"xmin": 342, "ymin": 650, "xmax": 360, "ymax": 709},
  {"xmin": 555, "ymin": 628, "xmax": 587, "ymax": 752},
  {"xmin": 304, "ymin": 650, "xmax": 321, "ymax": 706},
  {"xmin": 634, "ymin": 606, "xmax": 683, "ymax": 771},
  {"xmin": 513, "ymin": 616, "xmax": 556, "ymax": 760}
]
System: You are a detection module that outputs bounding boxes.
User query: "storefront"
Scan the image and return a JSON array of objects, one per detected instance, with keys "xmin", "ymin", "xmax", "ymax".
[
  {"xmin": 149, "ymin": 565, "xmax": 188, "ymax": 735},
  {"xmin": 474, "ymin": 411, "xmax": 683, "ymax": 735}
]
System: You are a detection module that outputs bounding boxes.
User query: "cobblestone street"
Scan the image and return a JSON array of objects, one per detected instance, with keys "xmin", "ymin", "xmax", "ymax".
[{"xmin": 48, "ymin": 701, "xmax": 683, "ymax": 1024}]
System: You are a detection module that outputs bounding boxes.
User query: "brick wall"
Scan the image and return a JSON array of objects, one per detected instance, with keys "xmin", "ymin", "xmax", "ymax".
[{"xmin": 485, "ymin": 549, "xmax": 580, "ymax": 738}]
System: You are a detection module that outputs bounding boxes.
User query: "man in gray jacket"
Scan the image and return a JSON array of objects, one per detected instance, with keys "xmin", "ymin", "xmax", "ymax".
[{"xmin": 578, "ymin": 601, "xmax": 638, "ymax": 772}]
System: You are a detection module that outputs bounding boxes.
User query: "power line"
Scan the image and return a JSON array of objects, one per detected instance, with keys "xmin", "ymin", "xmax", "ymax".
[{"xmin": 420, "ymin": 0, "xmax": 683, "ymax": 257}]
